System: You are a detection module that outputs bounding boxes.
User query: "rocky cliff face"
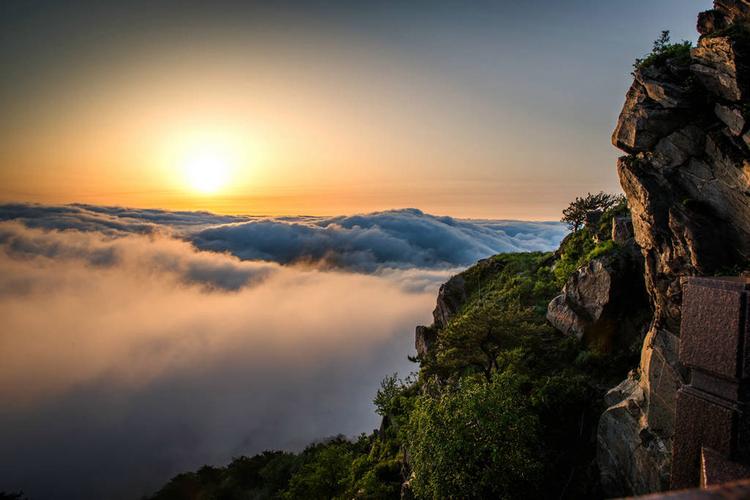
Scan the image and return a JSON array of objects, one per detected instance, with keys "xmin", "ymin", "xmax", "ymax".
[
  {"xmin": 546, "ymin": 226, "xmax": 649, "ymax": 353},
  {"xmin": 598, "ymin": 1, "xmax": 750, "ymax": 495},
  {"xmin": 414, "ymin": 274, "xmax": 466, "ymax": 359}
]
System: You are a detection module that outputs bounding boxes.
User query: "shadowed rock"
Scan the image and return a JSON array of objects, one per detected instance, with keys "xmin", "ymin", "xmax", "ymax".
[
  {"xmin": 432, "ymin": 275, "xmax": 466, "ymax": 329},
  {"xmin": 546, "ymin": 238, "xmax": 649, "ymax": 353}
]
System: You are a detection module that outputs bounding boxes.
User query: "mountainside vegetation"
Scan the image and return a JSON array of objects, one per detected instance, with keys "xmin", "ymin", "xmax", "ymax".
[{"xmin": 147, "ymin": 195, "xmax": 639, "ymax": 500}]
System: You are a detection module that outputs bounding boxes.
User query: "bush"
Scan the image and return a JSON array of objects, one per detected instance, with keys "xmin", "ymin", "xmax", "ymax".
[
  {"xmin": 409, "ymin": 372, "xmax": 543, "ymax": 499},
  {"xmin": 633, "ymin": 30, "xmax": 691, "ymax": 71}
]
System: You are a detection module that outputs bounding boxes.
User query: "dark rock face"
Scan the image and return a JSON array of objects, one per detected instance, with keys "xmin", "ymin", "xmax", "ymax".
[
  {"xmin": 415, "ymin": 325, "xmax": 437, "ymax": 358},
  {"xmin": 698, "ymin": 10, "xmax": 728, "ymax": 36},
  {"xmin": 432, "ymin": 275, "xmax": 466, "ymax": 329},
  {"xmin": 415, "ymin": 274, "xmax": 467, "ymax": 359},
  {"xmin": 715, "ymin": 0, "xmax": 750, "ymax": 25},
  {"xmin": 598, "ymin": 2, "xmax": 750, "ymax": 495},
  {"xmin": 546, "ymin": 239, "xmax": 649, "ymax": 352}
]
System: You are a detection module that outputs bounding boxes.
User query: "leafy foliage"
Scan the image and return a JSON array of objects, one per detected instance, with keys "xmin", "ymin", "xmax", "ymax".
[
  {"xmin": 633, "ymin": 30, "xmax": 692, "ymax": 71},
  {"xmin": 409, "ymin": 372, "xmax": 543, "ymax": 499}
]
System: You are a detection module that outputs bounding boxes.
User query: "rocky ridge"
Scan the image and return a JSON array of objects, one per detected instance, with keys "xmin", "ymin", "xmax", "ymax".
[{"xmin": 597, "ymin": 1, "xmax": 750, "ymax": 495}]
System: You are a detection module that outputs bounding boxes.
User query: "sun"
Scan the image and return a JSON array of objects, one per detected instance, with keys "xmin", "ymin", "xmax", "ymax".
[{"xmin": 181, "ymin": 146, "xmax": 233, "ymax": 195}]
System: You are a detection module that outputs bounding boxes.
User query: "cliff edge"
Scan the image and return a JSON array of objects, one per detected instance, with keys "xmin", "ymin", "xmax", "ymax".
[{"xmin": 598, "ymin": 1, "xmax": 750, "ymax": 495}]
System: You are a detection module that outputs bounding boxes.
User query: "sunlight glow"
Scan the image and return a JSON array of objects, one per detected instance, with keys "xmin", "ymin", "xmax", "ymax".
[{"xmin": 181, "ymin": 145, "xmax": 234, "ymax": 195}]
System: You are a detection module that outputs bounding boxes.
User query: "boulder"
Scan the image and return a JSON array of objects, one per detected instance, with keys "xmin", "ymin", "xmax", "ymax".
[
  {"xmin": 546, "ymin": 293, "xmax": 588, "ymax": 339},
  {"xmin": 546, "ymin": 242, "xmax": 649, "ymax": 352}
]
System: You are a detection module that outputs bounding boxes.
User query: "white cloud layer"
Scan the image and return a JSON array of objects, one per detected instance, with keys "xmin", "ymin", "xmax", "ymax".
[
  {"xmin": 1, "ymin": 204, "xmax": 567, "ymax": 270},
  {"xmin": 0, "ymin": 205, "xmax": 566, "ymax": 499}
]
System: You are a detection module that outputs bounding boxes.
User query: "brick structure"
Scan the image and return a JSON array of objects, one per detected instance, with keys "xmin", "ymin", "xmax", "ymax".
[{"xmin": 671, "ymin": 277, "xmax": 750, "ymax": 489}]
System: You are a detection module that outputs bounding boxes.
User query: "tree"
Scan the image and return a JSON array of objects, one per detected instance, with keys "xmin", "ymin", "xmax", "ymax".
[
  {"xmin": 633, "ymin": 30, "xmax": 692, "ymax": 72},
  {"xmin": 561, "ymin": 192, "xmax": 624, "ymax": 231},
  {"xmin": 433, "ymin": 300, "xmax": 540, "ymax": 381},
  {"xmin": 408, "ymin": 372, "xmax": 543, "ymax": 499},
  {"xmin": 281, "ymin": 438, "xmax": 355, "ymax": 500}
]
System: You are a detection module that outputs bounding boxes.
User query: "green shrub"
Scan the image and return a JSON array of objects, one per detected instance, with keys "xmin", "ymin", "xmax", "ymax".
[
  {"xmin": 409, "ymin": 372, "xmax": 543, "ymax": 499},
  {"xmin": 633, "ymin": 30, "xmax": 691, "ymax": 71}
]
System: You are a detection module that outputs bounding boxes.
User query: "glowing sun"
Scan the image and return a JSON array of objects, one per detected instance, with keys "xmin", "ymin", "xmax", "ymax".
[{"xmin": 181, "ymin": 146, "xmax": 233, "ymax": 194}]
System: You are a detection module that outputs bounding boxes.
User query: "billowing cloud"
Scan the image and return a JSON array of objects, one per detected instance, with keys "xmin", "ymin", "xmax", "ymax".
[
  {"xmin": 0, "ymin": 204, "xmax": 567, "ymax": 271},
  {"xmin": 0, "ymin": 222, "xmax": 444, "ymax": 500},
  {"xmin": 0, "ymin": 205, "xmax": 565, "ymax": 500}
]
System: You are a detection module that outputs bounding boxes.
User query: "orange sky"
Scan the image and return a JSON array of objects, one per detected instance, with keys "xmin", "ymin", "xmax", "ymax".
[{"xmin": 0, "ymin": 1, "xmax": 707, "ymax": 219}]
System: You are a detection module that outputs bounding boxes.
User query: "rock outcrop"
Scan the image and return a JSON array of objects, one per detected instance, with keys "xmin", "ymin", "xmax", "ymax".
[
  {"xmin": 547, "ymin": 232, "xmax": 649, "ymax": 352},
  {"xmin": 598, "ymin": 2, "xmax": 750, "ymax": 495},
  {"xmin": 414, "ymin": 274, "xmax": 466, "ymax": 357},
  {"xmin": 432, "ymin": 275, "xmax": 467, "ymax": 329}
]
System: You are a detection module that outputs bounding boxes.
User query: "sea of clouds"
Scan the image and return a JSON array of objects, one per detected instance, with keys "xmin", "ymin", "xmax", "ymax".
[{"xmin": 0, "ymin": 203, "xmax": 566, "ymax": 500}]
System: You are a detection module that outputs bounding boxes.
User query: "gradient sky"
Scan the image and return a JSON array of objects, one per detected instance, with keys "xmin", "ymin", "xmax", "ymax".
[{"xmin": 0, "ymin": 0, "xmax": 710, "ymax": 219}]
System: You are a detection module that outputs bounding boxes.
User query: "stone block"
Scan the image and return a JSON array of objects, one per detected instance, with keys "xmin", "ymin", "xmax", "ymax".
[
  {"xmin": 672, "ymin": 388, "xmax": 737, "ymax": 489},
  {"xmin": 679, "ymin": 277, "xmax": 749, "ymax": 380},
  {"xmin": 701, "ymin": 446, "xmax": 750, "ymax": 487}
]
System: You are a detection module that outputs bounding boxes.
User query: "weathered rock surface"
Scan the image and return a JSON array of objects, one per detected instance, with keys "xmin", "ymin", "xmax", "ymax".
[
  {"xmin": 415, "ymin": 274, "xmax": 467, "ymax": 358},
  {"xmin": 715, "ymin": 0, "xmax": 750, "ymax": 25},
  {"xmin": 691, "ymin": 36, "xmax": 746, "ymax": 102},
  {"xmin": 432, "ymin": 275, "xmax": 466, "ymax": 329},
  {"xmin": 612, "ymin": 216, "xmax": 635, "ymax": 243},
  {"xmin": 415, "ymin": 325, "xmax": 437, "ymax": 358},
  {"xmin": 598, "ymin": 2, "xmax": 750, "ymax": 495},
  {"xmin": 546, "ymin": 237, "xmax": 649, "ymax": 352}
]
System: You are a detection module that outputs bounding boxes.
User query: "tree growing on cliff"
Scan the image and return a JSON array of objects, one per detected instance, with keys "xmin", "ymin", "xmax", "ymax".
[
  {"xmin": 561, "ymin": 192, "xmax": 624, "ymax": 231},
  {"xmin": 633, "ymin": 30, "xmax": 691, "ymax": 72}
]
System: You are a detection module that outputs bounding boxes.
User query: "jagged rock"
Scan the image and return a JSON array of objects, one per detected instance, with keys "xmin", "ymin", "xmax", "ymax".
[
  {"xmin": 653, "ymin": 125, "xmax": 706, "ymax": 168},
  {"xmin": 715, "ymin": 103, "xmax": 746, "ymax": 135},
  {"xmin": 599, "ymin": 3, "xmax": 750, "ymax": 495},
  {"xmin": 698, "ymin": 9, "xmax": 728, "ymax": 36},
  {"xmin": 598, "ymin": 379, "xmax": 671, "ymax": 496},
  {"xmin": 432, "ymin": 275, "xmax": 466, "ymax": 328},
  {"xmin": 415, "ymin": 325, "xmax": 437, "ymax": 358},
  {"xmin": 636, "ymin": 65, "xmax": 693, "ymax": 109},
  {"xmin": 414, "ymin": 274, "xmax": 468, "ymax": 359},
  {"xmin": 691, "ymin": 36, "xmax": 744, "ymax": 102},
  {"xmin": 612, "ymin": 70, "xmax": 692, "ymax": 154},
  {"xmin": 546, "ymin": 242, "xmax": 649, "ymax": 352},
  {"xmin": 612, "ymin": 216, "xmax": 634, "ymax": 243},
  {"xmin": 604, "ymin": 371, "xmax": 639, "ymax": 407},
  {"xmin": 715, "ymin": 0, "xmax": 750, "ymax": 24}
]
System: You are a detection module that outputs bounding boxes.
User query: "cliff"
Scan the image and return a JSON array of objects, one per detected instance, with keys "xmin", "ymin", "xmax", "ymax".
[
  {"xmin": 145, "ymin": 4, "xmax": 750, "ymax": 498},
  {"xmin": 597, "ymin": 1, "xmax": 750, "ymax": 495}
]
